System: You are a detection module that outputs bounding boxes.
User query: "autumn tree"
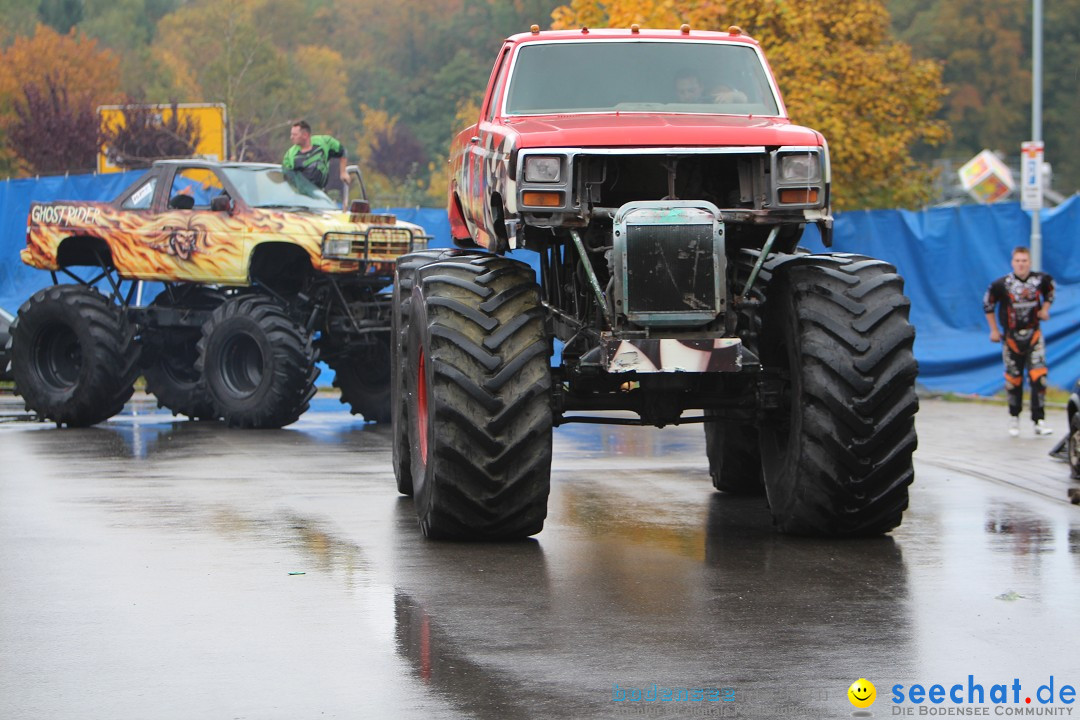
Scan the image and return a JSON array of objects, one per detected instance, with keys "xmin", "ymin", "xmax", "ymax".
[
  {"xmin": 551, "ymin": 0, "xmax": 949, "ymax": 210},
  {"xmin": 352, "ymin": 106, "xmax": 430, "ymax": 206},
  {"xmin": 370, "ymin": 125, "xmax": 428, "ymax": 182},
  {"xmin": 8, "ymin": 74, "xmax": 100, "ymax": 174},
  {"xmin": 101, "ymin": 103, "xmax": 203, "ymax": 169},
  {"xmin": 891, "ymin": 0, "xmax": 1027, "ymax": 159},
  {"xmin": 1040, "ymin": 0, "xmax": 1080, "ymax": 193},
  {"xmin": 0, "ymin": 23, "xmax": 122, "ymax": 176},
  {"xmin": 0, "ymin": 0, "xmax": 41, "ymax": 45},
  {"xmin": 151, "ymin": 0, "xmax": 357, "ymax": 162},
  {"xmin": 889, "ymin": 0, "xmax": 1080, "ymax": 195},
  {"xmin": 152, "ymin": 0, "xmax": 292, "ymax": 161}
]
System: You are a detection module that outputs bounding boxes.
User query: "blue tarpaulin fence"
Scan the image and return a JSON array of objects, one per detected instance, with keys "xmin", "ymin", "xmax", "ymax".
[{"xmin": 2, "ymin": 171, "xmax": 1078, "ymax": 395}]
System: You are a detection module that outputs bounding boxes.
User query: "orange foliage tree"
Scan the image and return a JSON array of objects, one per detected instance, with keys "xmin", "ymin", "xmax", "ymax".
[
  {"xmin": 0, "ymin": 23, "xmax": 122, "ymax": 176},
  {"xmin": 551, "ymin": 0, "xmax": 949, "ymax": 210}
]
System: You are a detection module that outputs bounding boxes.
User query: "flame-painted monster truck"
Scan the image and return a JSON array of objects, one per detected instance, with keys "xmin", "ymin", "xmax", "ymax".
[
  {"xmin": 392, "ymin": 26, "xmax": 918, "ymax": 539},
  {"xmin": 11, "ymin": 159, "xmax": 428, "ymax": 428}
]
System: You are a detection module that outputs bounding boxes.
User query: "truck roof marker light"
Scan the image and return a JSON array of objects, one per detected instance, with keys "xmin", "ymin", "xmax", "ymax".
[
  {"xmin": 728, "ymin": 25, "xmax": 743, "ymax": 35},
  {"xmin": 681, "ymin": 24, "xmax": 691, "ymax": 34},
  {"xmin": 581, "ymin": 26, "xmax": 589, "ymax": 34},
  {"xmin": 530, "ymin": 24, "xmax": 539, "ymax": 34},
  {"xmin": 631, "ymin": 24, "xmax": 640, "ymax": 34}
]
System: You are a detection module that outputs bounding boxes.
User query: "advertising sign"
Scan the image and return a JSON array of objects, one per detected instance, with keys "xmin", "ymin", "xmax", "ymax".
[{"xmin": 1020, "ymin": 141, "xmax": 1044, "ymax": 211}]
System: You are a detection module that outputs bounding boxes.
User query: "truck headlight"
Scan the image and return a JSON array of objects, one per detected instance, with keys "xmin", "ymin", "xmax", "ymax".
[
  {"xmin": 524, "ymin": 156, "xmax": 561, "ymax": 183},
  {"xmin": 323, "ymin": 236, "xmax": 354, "ymax": 258},
  {"xmin": 778, "ymin": 153, "xmax": 821, "ymax": 183}
]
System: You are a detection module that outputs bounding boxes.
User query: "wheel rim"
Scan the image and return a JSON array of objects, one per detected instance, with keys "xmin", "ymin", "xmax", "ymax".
[
  {"xmin": 35, "ymin": 323, "xmax": 81, "ymax": 390},
  {"xmin": 417, "ymin": 348, "xmax": 429, "ymax": 465},
  {"xmin": 220, "ymin": 333, "xmax": 264, "ymax": 396}
]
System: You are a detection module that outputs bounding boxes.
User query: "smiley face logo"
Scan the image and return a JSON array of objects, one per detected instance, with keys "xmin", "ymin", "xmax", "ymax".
[{"xmin": 848, "ymin": 678, "xmax": 876, "ymax": 708}]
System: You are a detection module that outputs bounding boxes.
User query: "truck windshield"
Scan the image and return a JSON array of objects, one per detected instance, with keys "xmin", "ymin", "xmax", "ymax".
[
  {"xmin": 504, "ymin": 40, "xmax": 780, "ymax": 116},
  {"xmin": 220, "ymin": 166, "xmax": 339, "ymax": 210}
]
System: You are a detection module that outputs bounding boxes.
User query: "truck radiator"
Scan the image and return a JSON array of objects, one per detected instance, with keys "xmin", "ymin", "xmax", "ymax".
[{"xmin": 612, "ymin": 201, "xmax": 727, "ymax": 328}]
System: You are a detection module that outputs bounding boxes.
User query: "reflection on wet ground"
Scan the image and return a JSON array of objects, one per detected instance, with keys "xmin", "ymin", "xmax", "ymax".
[{"xmin": 1, "ymin": 396, "xmax": 1079, "ymax": 719}]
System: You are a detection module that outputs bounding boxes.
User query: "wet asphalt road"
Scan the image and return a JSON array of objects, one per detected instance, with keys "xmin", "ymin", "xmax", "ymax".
[{"xmin": 1, "ymin": 393, "xmax": 1079, "ymax": 720}]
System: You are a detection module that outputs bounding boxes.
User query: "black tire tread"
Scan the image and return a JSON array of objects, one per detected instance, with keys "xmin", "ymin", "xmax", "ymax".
[
  {"xmin": 411, "ymin": 254, "xmax": 552, "ymax": 539},
  {"xmin": 196, "ymin": 295, "xmax": 317, "ymax": 428},
  {"xmin": 761, "ymin": 253, "xmax": 918, "ymax": 536},
  {"xmin": 143, "ymin": 286, "xmax": 224, "ymax": 420},
  {"xmin": 327, "ymin": 336, "xmax": 392, "ymax": 423},
  {"xmin": 11, "ymin": 285, "xmax": 138, "ymax": 427},
  {"xmin": 704, "ymin": 249, "xmax": 769, "ymax": 495},
  {"xmin": 392, "ymin": 250, "xmax": 457, "ymax": 495}
]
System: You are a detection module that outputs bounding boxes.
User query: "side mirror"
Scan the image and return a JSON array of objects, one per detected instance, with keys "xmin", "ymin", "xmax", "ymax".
[
  {"xmin": 349, "ymin": 199, "xmax": 371, "ymax": 214},
  {"xmin": 210, "ymin": 195, "xmax": 232, "ymax": 213},
  {"xmin": 346, "ymin": 164, "xmax": 369, "ymax": 206}
]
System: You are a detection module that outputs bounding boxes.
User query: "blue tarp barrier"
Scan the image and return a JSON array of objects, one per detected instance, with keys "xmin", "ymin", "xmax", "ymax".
[
  {"xmin": 799, "ymin": 198, "xmax": 1080, "ymax": 395},
  {"xmin": 3, "ymin": 171, "xmax": 1079, "ymax": 394},
  {"xmin": 1, "ymin": 172, "xmax": 143, "ymax": 315}
]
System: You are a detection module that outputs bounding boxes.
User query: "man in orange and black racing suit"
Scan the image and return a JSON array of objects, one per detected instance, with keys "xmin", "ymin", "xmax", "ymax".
[{"xmin": 983, "ymin": 246, "xmax": 1056, "ymax": 437}]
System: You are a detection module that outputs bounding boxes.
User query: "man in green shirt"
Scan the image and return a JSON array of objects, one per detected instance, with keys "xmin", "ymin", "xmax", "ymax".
[{"xmin": 282, "ymin": 119, "xmax": 349, "ymax": 190}]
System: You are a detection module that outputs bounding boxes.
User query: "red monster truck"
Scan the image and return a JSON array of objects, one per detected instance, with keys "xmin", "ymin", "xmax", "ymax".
[
  {"xmin": 392, "ymin": 26, "xmax": 918, "ymax": 539},
  {"xmin": 10, "ymin": 159, "xmax": 427, "ymax": 428}
]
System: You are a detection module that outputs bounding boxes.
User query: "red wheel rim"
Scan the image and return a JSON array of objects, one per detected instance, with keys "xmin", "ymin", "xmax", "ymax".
[{"xmin": 417, "ymin": 349, "xmax": 428, "ymax": 465}]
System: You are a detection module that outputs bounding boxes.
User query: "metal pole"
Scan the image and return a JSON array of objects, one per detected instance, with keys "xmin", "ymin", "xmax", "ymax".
[{"xmin": 1031, "ymin": 0, "xmax": 1043, "ymax": 270}]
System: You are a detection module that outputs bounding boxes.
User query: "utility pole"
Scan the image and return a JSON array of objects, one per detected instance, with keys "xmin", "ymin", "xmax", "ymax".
[{"xmin": 1030, "ymin": 0, "xmax": 1043, "ymax": 270}]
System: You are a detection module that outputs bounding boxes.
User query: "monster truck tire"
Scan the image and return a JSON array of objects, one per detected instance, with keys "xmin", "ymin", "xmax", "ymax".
[
  {"xmin": 703, "ymin": 249, "xmax": 777, "ymax": 495},
  {"xmin": 704, "ymin": 419, "xmax": 764, "ymax": 495},
  {"xmin": 197, "ymin": 295, "xmax": 318, "ymax": 428},
  {"xmin": 406, "ymin": 254, "xmax": 552, "ymax": 539},
  {"xmin": 1068, "ymin": 413, "xmax": 1080, "ymax": 480},
  {"xmin": 392, "ymin": 250, "xmax": 454, "ymax": 496},
  {"xmin": 758, "ymin": 253, "xmax": 918, "ymax": 536},
  {"xmin": 144, "ymin": 287, "xmax": 224, "ymax": 420},
  {"xmin": 328, "ymin": 334, "xmax": 392, "ymax": 423},
  {"xmin": 10, "ymin": 285, "xmax": 138, "ymax": 427}
]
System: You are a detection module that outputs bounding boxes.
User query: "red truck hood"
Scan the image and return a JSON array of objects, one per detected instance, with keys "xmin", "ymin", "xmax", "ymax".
[{"xmin": 504, "ymin": 113, "xmax": 822, "ymax": 149}]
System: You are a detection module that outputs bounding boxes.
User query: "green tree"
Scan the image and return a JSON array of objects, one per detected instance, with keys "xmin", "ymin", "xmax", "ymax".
[
  {"xmin": 329, "ymin": 0, "xmax": 561, "ymax": 201},
  {"xmin": 77, "ymin": 0, "xmax": 176, "ymax": 96},
  {"xmin": 1042, "ymin": 0, "xmax": 1080, "ymax": 192},
  {"xmin": 893, "ymin": 0, "xmax": 1080, "ymax": 195},
  {"xmin": 891, "ymin": 0, "xmax": 1027, "ymax": 160},
  {"xmin": 37, "ymin": 0, "xmax": 83, "ymax": 34},
  {"xmin": 0, "ymin": 1, "xmax": 42, "ymax": 46}
]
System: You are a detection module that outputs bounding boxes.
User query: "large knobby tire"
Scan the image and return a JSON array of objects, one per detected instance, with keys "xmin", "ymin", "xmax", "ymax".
[
  {"xmin": 197, "ymin": 295, "xmax": 318, "ymax": 428},
  {"xmin": 392, "ymin": 250, "xmax": 452, "ymax": 496},
  {"xmin": 705, "ymin": 418, "xmax": 764, "ymax": 495},
  {"xmin": 406, "ymin": 254, "xmax": 552, "ymax": 539},
  {"xmin": 328, "ymin": 334, "xmax": 392, "ymax": 423},
  {"xmin": 143, "ymin": 287, "xmax": 224, "ymax": 420},
  {"xmin": 10, "ymin": 285, "xmax": 139, "ymax": 427},
  {"xmin": 758, "ymin": 253, "xmax": 918, "ymax": 536},
  {"xmin": 703, "ymin": 249, "xmax": 772, "ymax": 496}
]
